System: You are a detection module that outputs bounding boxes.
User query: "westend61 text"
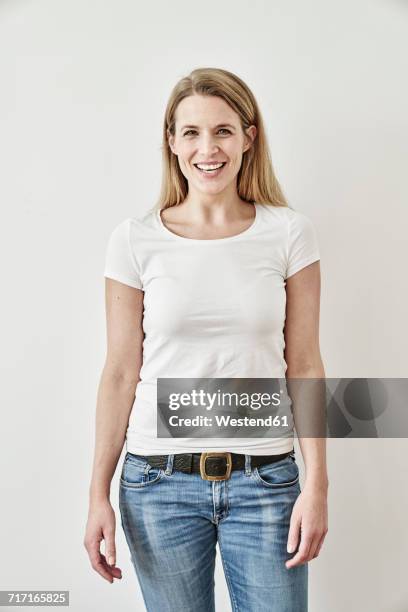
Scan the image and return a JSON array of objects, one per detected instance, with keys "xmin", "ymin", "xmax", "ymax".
[{"xmin": 168, "ymin": 415, "xmax": 290, "ymax": 427}]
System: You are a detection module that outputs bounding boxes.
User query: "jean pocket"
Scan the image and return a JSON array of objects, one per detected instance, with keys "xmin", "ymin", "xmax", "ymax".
[
  {"xmin": 120, "ymin": 454, "xmax": 165, "ymax": 489},
  {"xmin": 252, "ymin": 456, "xmax": 300, "ymax": 488}
]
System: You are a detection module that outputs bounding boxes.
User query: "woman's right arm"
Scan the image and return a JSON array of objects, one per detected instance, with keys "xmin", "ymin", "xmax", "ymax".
[{"xmin": 83, "ymin": 278, "xmax": 144, "ymax": 583}]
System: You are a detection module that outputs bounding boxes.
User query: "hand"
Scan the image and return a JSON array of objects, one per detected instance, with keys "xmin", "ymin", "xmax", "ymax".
[
  {"xmin": 83, "ymin": 498, "xmax": 123, "ymax": 583},
  {"xmin": 285, "ymin": 484, "xmax": 328, "ymax": 569}
]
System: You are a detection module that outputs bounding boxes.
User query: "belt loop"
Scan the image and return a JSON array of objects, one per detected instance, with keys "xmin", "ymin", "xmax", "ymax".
[
  {"xmin": 165, "ymin": 454, "xmax": 174, "ymax": 475},
  {"xmin": 244, "ymin": 454, "xmax": 252, "ymax": 475}
]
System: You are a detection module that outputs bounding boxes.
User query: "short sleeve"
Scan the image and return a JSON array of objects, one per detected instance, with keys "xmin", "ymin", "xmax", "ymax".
[
  {"xmin": 285, "ymin": 211, "xmax": 320, "ymax": 279},
  {"xmin": 104, "ymin": 218, "xmax": 143, "ymax": 289}
]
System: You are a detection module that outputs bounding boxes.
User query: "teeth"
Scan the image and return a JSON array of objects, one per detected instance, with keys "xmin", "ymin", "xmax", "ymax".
[{"xmin": 196, "ymin": 163, "xmax": 224, "ymax": 170}]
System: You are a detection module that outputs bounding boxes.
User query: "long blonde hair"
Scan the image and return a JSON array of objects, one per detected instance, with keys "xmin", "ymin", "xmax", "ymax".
[{"xmin": 153, "ymin": 67, "xmax": 288, "ymax": 211}]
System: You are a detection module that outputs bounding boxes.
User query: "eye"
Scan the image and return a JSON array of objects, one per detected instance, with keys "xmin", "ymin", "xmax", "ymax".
[{"xmin": 182, "ymin": 128, "xmax": 232, "ymax": 137}]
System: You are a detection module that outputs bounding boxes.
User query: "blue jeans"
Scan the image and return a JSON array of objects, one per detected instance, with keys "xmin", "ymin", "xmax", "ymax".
[{"xmin": 119, "ymin": 452, "xmax": 307, "ymax": 612}]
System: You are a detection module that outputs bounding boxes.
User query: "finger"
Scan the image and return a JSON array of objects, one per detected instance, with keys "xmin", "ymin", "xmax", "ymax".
[
  {"xmin": 286, "ymin": 531, "xmax": 312, "ymax": 569},
  {"xmin": 287, "ymin": 514, "xmax": 301, "ymax": 554},
  {"xmin": 285, "ymin": 546, "xmax": 309, "ymax": 569},
  {"xmin": 92, "ymin": 556, "xmax": 115, "ymax": 583},
  {"xmin": 88, "ymin": 546, "xmax": 114, "ymax": 583},
  {"xmin": 86, "ymin": 538, "xmax": 115, "ymax": 583},
  {"xmin": 104, "ymin": 527, "xmax": 116, "ymax": 567},
  {"xmin": 306, "ymin": 535, "xmax": 321, "ymax": 561},
  {"xmin": 312, "ymin": 531, "xmax": 327, "ymax": 559},
  {"xmin": 84, "ymin": 536, "xmax": 102, "ymax": 567},
  {"xmin": 100, "ymin": 553, "xmax": 122, "ymax": 579}
]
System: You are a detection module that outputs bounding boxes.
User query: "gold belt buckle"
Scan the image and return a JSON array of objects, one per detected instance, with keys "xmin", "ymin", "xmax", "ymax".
[{"xmin": 199, "ymin": 452, "xmax": 232, "ymax": 481}]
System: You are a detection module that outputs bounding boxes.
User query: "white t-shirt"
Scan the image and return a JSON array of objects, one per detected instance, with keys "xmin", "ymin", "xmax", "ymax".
[{"xmin": 104, "ymin": 202, "xmax": 320, "ymax": 455}]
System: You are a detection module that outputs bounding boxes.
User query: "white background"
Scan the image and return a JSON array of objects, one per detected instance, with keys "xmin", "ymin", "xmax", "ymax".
[{"xmin": 0, "ymin": 0, "xmax": 407, "ymax": 610}]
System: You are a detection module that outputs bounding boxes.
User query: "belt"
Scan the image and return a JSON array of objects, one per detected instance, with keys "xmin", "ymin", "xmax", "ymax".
[{"xmin": 132, "ymin": 450, "xmax": 294, "ymax": 481}]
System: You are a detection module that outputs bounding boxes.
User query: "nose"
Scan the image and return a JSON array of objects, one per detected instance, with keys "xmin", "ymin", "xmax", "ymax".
[{"xmin": 197, "ymin": 132, "xmax": 220, "ymax": 157}]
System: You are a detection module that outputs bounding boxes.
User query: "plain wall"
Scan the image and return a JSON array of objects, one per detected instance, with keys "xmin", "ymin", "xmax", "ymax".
[{"xmin": 0, "ymin": 0, "xmax": 407, "ymax": 610}]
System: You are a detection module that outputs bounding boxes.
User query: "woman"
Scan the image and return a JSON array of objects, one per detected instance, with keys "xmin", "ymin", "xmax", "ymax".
[{"xmin": 84, "ymin": 67, "xmax": 328, "ymax": 612}]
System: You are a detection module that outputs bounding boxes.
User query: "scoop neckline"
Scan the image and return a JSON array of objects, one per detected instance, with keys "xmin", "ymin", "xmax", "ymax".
[{"xmin": 156, "ymin": 202, "xmax": 260, "ymax": 243}]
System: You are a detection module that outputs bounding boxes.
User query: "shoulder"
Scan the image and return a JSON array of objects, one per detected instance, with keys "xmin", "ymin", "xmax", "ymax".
[
  {"xmin": 285, "ymin": 208, "xmax": 318, "ymax": 241},
  {"xmin": 258, "ymin": 203, "xmax": 315, "ymax": 229},
  {"xmin": 104, "ymin": 212, "xmax": 158, "ymax": 289},
  {"xmin": 257, "ymin": 203, "xmax": 317, "ymax": 241},
  {"xmin": 107, "ymin": 208, "xmax": 157, "ymax": 240},
  {"xmin": 257, "ymin": 202, "xmax": 290, "ymax": 220}
]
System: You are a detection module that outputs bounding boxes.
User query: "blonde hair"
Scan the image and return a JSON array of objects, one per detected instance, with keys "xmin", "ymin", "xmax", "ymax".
[{"xmin": 153, "ymin": 67, "xmax": 288, "ymax": 211}]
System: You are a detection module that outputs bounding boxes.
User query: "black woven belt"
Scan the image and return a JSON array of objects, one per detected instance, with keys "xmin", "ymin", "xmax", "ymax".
[{"xmin": 132, "ymin": 450, "xmax": 294, "ymax": 481}]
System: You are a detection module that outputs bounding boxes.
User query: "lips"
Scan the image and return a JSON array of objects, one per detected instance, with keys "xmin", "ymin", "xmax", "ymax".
[{"xmin": 193, "ymin": 162, "xmax": 227, "ymax": 175}]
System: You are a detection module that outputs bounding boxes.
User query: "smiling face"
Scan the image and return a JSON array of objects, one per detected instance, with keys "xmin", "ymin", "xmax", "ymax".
[{"xmin": 167, "ymin": 94, "xmax": 257, "ymax": 200}]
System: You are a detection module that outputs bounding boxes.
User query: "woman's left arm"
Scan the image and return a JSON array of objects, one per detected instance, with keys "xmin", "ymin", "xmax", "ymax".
[{"xmin": 283, "ymin": 260, "xmax": 329, "ymax": 569}]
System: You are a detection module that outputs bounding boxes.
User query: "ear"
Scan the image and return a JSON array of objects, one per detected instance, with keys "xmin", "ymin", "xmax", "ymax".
[
  {"xmin": 167, "ymin": 128, "xmax": 177, "ymax": 155},
  {"xmin": 243, "ymin": 125, "xmax": 257, "ymax": 153}
]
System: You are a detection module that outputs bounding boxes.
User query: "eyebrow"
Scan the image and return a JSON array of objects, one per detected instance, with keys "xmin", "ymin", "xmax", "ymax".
[{"xmin": 180, "ymin": 123, "xmax": 236, "ymax": 130}]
